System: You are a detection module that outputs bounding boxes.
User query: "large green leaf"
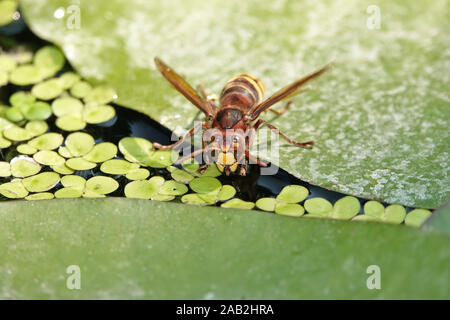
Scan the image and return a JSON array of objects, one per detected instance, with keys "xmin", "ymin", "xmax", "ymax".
[
  {"xmin": 0, "ymin": 198, "xmax": 449, "ymax": 299},
  {"xmin": 20, "ymin": 0, "xmax": 449, "ymax": 209}
]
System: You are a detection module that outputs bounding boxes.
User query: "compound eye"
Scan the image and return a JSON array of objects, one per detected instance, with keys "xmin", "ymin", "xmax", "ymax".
[{"xmin": 232, "ymin": 135, "xmax": 240, "ymax": 143}]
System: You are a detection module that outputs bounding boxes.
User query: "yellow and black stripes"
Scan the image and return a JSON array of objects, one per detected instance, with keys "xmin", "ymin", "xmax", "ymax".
[{"xmin": 219, "ymin": 74, "xmax": 265, "ymax": 111}]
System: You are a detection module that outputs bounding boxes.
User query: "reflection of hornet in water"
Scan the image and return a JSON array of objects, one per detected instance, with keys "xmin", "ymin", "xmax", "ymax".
[{"xmin": 153, "ymin": 57, "xmax": 331, "ymax": 176}]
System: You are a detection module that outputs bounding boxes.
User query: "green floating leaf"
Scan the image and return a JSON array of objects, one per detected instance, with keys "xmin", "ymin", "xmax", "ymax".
[
  {"xmin": 181, "ymin": 159, "xmax": 199, "ymax": 173},
  {"xmin": 10, "ymin": 91, "xmax": 36, "ymax": 108},
  {"xmin": 51, "ymin": 97, "xmax": 83, "ymax": 117},
  {"xmin": 189, "ymin": 177, "xmax": 221, "ymax": 194},
  {"xmin": 352, "ymin": 215, "xmax": 378, "ymax": 222},
  {"xmin": 221, "ymin": 198, "xmax": 255, "ymax": 210},
  {"xmin": 58, "ymin": 72, "xmax": 81, "ymax": 89},
  {"xmin": 276, "ymin": 185, "xmax": 309, "ymax": 204},
  {"xmin": 5, "ymin": 107, "xmax": 23, "ymax": 122},
  {"xmin": 85, "ymin": 176, "xmax": 119, "ymax": 195},
  {"xmin": 51, "ymin": 163, "xmax": 75, "ymax": 175},
  {"xmin": 33, "ymin": 150, "xmax": 65, "ymax": 166},
  {"xmin": 83, "ymin": 142, "xmax": 118, "ymax": 163},
  {"xmin": 0, "ymin": 54, "xmax": 17, "ymax": 72},
  {"xmin": 331, "ymin": 196, "xmax": 361, "ymax": 220},
  {"xmin": 0, "ymin": 0, "xmax": 18, "ymax": 26},
  {"xmin": 65, "ymin": 157, "xmax": 97, "ymax": 171},
  {"xmin": 181, "ymin": 193, "xmax": 213, "ymax": 206},
  {"xmin": 58, "ymin": 146, "xmax": 73, "ymax": 158},
  {"xmin": 25, "ymin": 120, "xmax": 48, "ymax": 136},
  {"xmin": 10, "ymin": 156, "xmax": 41, "ymax": 177},
  {"xmin": 25, "ymin": 192, "xmax": 54, "ymax": 201},
  {"xmin": 169, "ymin": 167, "xmax": 194, "ymax": 184},
  {"xmin": 405, "ymin": 209, "xmax": 432, "ymax": 228},
  {"xmin": 23, "ymin": 101, "xmax": 52, "ymax": 121},
  {"xmin": 9, "ymin": 64, "xmax": 42, "ymax": 86},
  {"xmin": 83, "ymin": 105, "xmax": 116, "ymax": 124},
  {"xmin": 363, "ymin": 200, "xmax": 384, "ymax": 218},
  {"xmin": 22, "ymin": 172, "xmax": 60, "ymax": 193},
  {"xmin": 33, "ymin": 46, "xmax": 65, "ymax": 79},
  {"xmin": 124, "ymin": 176, "xmax": 164, "ymax": 199},
  {"xmin": 28, "ymin": 132, "xmax": 64, "ymax": 150},
  {"xmin": 383, "ymin": 204, "xmax": 406, "ymax": 224},
  {"xmin": 55, "ymin": 115, "xmax": 86, "ymax": 131},
  {"xmin": 255, "ymin": 197, "xmax": 277, "ymax": 212},
  {"xmin": 82, "ymin": 190, "xmax": 106, "ymax": 198},
  {"xmin": 54, "ymin": 187, "xmax": 82, "ymax": 199},
  {"xmin": 217, "ymin": 185, "xmax": 236, "ymax": 202},
  {"xmin": 118, "ymin": 137, "xmax": 154, "ymax": 164},
  {"xmin": 0, "ymin": 70, "xmax": 7, "ymax": 86},
  {"xmin": 31, "ymin": 79, "xmax": 63, "ymax": 100},
  {"xmin": 0, "ymin": 181, "xmax": 28, "ymax": 199},
  {"xmin": 197, "ymin": 164, "xmax": 222, "ymax": 178},
  {"xmin": 125, "ymin": 168, "xmax": 150, "ymax": 181},
  {"xmin": 304, "ymin": 197, "xmax": 333, "ymax": 216},
  {"xmin": 100, "ymin": 159, "xmax": 139, "ymax": 175},
  {"xmin": 84, "ymin": 85, "xmax": 117, "ymax": 104},
  {"xmin": 145, "ymin": 150, "xmax": 178, "ymax": 168},
  {"xmin": 3, "ymin": 125, "xmax": 33, "ymax": 141},
  {"xmin": 61, "ymin": 175, "xmax": 86, "ymax": 190},
  {"xmin": 65, "ymin": 132, "xmax": 95, "ymax": 156},
  {"xmin": 275, "ymin": 203, "xmax": 305, "ymax": 217},
  {"xmin": 0, "ymin": 161, "xmax": 11, "ymax": 177},
  {"xmin": 159, "ymin": 180, "xmax": 188, "ymax": 196},
  {"xmin": 152, "ymin": 194, "xmax": 175, "ymax": 202},
  {"xmin": 70, "ymin": 81, "xmax": 92, "ymax": 99},
  {"xmin": 0, "ymin": 134, "xmax": 12, "ymax": 149}
]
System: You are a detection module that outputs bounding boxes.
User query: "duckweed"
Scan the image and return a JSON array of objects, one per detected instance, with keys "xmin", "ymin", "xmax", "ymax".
[{"xmin": 0, "ymin": 43, "xmax": 434, "ymax": 228}]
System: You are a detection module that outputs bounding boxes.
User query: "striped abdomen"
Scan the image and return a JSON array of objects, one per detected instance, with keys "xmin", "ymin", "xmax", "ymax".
[{"xmin": 219, "ymin": 74, "xmax": 265, "ymax": 111}]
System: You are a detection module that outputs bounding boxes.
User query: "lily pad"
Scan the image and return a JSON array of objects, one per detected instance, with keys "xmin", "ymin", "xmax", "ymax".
[
  {"xmin": 51, "ymin": 163, "xmax": 74, "ymax": 175},
  {"xmin": 304, "ymin": 198, "xmax": 333, "ymax": 216},
  {"xmin": 60, "ymin": 175, "xmax": 86, "ymax": 190},
  {"xmin": 54, "ymin": 187, "xmax": 83, "ymax": 199},
  {"xmin": 363, "ymin": 200, "xmax": 385, "ymax": 218},
  {"xmin": 51, "ymin": 97, "xmax": 84, "ymax": 117},
  {"xmin": 82, "ymin": 142, "xmax": 118, "ymax": 163},
  {"xmin": 383, "ymin": 204, "xmax": 407, "ymax": 225},
  {"xmin": 10, "ymin": 156, "xmax": 41, "ymax": 177},
  {"xmin": 31, "ymin": 79, "xmax": 63, "ymax": 100},
  {"xmin": 0, "ymin": 161, "xmax": 11, "ymax": 177},
  {"xmin": 0, "ymin": 0, "xmax": 18, "ymax": 26},
  {"xmin": 276, "ymin": 185, "xmax": 309, "ymax": 204},
  {"xmin": 84, "ymin": 85, "xmax": 117, "ymax": 105},
  {"xmin": 124, "ymin": 176, "xmax": 165, "ymax": 199},
  {"xmin": 189, "ymin": 177, "xmax": 221, "ymax": 194},
  {"xmin": 145, "ymin": 150, "xmax": 178, "ymax": 168},
  {"xmin": 9, "ymin": 64, "xmax": 42, "ymax": 86},
  {"xmin": 65, "ymin": 132, "xmax": 95, "ymax": 156},
  {"xmin": 70, "ymin": 81, "xmax": 92, "ymax": 98},
  {"xmin": 65, "ymin": 157, "xmax": 97, "ymax": 171},
  {"xmin": 275, "ymin": 203, "xmax": 305, "ymax": 217},
  {"xmin": 33, "ymin": 150, "xmax": 65, "ymax": 166},
  {"xmin": 28, "ymin": 132, "xmax": 64, "ymax": 150},
  {"xmin": 20, "ymin": 0, "xmax": 449, "ymax": 208},
  {"xmin": 405, "ymin": 209, "xmax": 432, "ymax": 228},
  {"xmin": 331, "ymin": 196, "xmax": 361, "ymax": 220},
  {"xmin": 25, "ymin": 192, "xmax": 55, "ymax": 201},
  {"xmin": 58, "ymin": 72, "xmax": 81, "ymax": 89},
  {"xmin": 83, "ymin": 105, "xmax": 116, "ymax": 124},
  {"xmin": 255, "ymin": 197, "xmax": 277, "ymax": 212},
  {"xmin": 221, "ymin": 198, "xmax": 255, "ymax": 210},
  {"xmin": 22, "ymin": 172, "xmax": 60, "ymax": 192},
  {"xmin": 118, "ymin": 137, "xmax": 154, "ymax": 164},
  {"xmin": 217, "ymin": 185, "xmax": 236, "ymax": 202},
  {"xmin": 159, "ymin": 180, "xmax": 188, "ymax": 196},
  {"xmin": 3, "ymin": 125, "xmax": 33, "ymax": 141},
  {"xmin": 85, "ymin": 176, "xmax": 119, "ymax": 195},
  {"xmin": 0, "ymin": 54, "xmax": 17, "ymax": 72},
  {"xmin": 25, "ymin": 120, "xmax": 48, "ymax": 136},
  {"xmin": 0, "ymin": 181, "xmax": 28, "ymax": 199},
  {"xmin": 55, "ymin": 115, "xmax": 86, "ymax": 131},
  {"xmin": 33, "ymin": 45, "xmax": 65, "ymax": 79},
  {"xmin": 125, "ymin": 168, "xmax": 150, "ymax": 181},
  {"xmin": 23, "ymin": 101, "xmax": 52, "ymax": 121},
  {"xmin": 169, "ymin": 167, "xmax": 194, "ymax": 184},
  {"xmin": 100, "ymin": 159, "xmax": 139, "ymax": 175}
]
